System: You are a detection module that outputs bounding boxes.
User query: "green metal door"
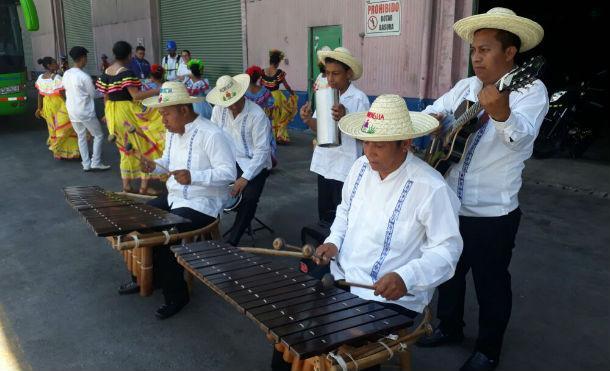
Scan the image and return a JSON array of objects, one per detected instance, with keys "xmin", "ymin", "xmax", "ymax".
[
  {"xmin": 63, "ymin": 0, "xmax": 96, "ymax": 76},
  {"xmin": 308, "ymin": 25, "xmax": 342, "ymax": 101},
  {"xmin": 159, "ymin": 0, "xmax": 243, "ymax": 85}
]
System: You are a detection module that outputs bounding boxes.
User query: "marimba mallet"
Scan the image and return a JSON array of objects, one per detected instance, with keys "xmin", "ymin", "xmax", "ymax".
[
  {"xmin": 123, "ymin": 142, "xmax": 171, "ymax": 174},
  {"xmin": 320, "ymin": 273, "xmax": 414, "ymax": 296},
  {"xmin": 272, "ymin": 238, "xmax": 329, "ymax": 261},
  {"xmin": 272, "ymin": 237, "xmax": 302, "ymax": 252},
  {"xmin": 239, "ymin": 246, "xmax": 315, "ymax": 259},
  {"xmin": 107, "ymin": 134, "xmax": 117, "ymax": 143},
  {"xmin": 321, "ymin": 273, "xmax": 375, "ymax": 290}
]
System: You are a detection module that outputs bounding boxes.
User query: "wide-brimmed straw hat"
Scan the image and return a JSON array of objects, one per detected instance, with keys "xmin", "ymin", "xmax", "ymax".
[
  {"xmin": 453, "ymin": 7, "xmax": 544, "ymax": 52},
  {"xmin": 142, "ymin": 81, "xmax": 205, "ymax": 108},
  {"xmin": 206, "ymin": 74, "xmax": 250, "ymax": 107},
  {"xmin": 339, "ymin": 94, "xmax": 438, "ymax": 141},
  {"xmin": 317, "ymin": 47, "xmax": 363, "ymax": 80},
  {"xmin": 316, "ymin": 45, "xmax": 332, "ymax": 64}
]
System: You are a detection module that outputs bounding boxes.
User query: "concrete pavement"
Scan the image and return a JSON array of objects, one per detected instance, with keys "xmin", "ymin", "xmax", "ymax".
[{"xmin": 0, "ymin": 95, "xmax": 608, "ymax": 371}]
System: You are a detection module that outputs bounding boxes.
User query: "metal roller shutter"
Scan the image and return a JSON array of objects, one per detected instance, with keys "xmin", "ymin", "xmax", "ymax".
[
  {"xmin": 159, "ymin": 0, "xmax": 243, "ymax": 84},
  {"xmin": 63, "ymin": 0, "xmax": 97, "ymax": 76}
]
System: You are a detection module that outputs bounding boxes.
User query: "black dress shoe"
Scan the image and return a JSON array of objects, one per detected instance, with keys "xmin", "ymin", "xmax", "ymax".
[
  {"xmin": 118, "ymin": 281, "xmax": 140, "ymax": 295},
  {"xmin": 416, "ymin": 327, "xmax": 464, "ymax": 347},
  {"xmin": 155, "ymin": 299, "xmax": 189, "ymax": 320},
  {"xmin": 460, "ymin": 352, "xmax": 498, "ymax": 371}
]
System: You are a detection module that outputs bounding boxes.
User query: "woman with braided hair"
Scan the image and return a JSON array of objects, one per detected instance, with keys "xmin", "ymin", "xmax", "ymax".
[
  {"xmin": 261, "ymin": 49, "xmax": 298, "ymax": 144},
  {"xmin": 34, "ymin": 56, "xmax": 80, "ymax": 159}
]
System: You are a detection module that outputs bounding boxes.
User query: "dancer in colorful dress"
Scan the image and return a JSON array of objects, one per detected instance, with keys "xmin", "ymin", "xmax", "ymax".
[
  {"xmin": 34, "ymin": 56, "xmax": 80, "ymax": 160},
  {"xmin": 261, "ymin": 49, "xmax": 298, "ymax": 144},
  {"xmin": 245, "ymin": 65, "xmax": 277, "ymax": 166},
  {"xmin": 183, "ymin": 59, "xmax": 212, "ymax": 119},
  {"xmin": 96, "ymin": 41, "xmax": 163, "ymax": 194}
]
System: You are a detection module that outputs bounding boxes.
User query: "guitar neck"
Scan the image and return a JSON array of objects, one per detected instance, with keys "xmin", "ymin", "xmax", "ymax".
[{"xmin": 452, "ymin": 101, "xmax": 483, "ymax": 131}]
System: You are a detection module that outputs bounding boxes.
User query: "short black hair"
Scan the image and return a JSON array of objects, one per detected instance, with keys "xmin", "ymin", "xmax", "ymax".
[
  {"xmin": 318, "ymin": 61, "xmax": 326, "ymax": 74},
  {"xmin": 324, "ymin": 57, "xmax": 351, "ymax": 72},
  {"xmin": 69, "ymin": 46, "xmax": 88, "ymax": 61},
  {"xmin": 37, "ymin": 56, "xmax": 55, "ymax": 70},
  {"xmin": 182, "ymin": 49, "xmax": 191, "ymax": 56},
  {"xmin": 112, "ymin": 41, "xmax": 132, "ymax": 60},
  {"xmin": 475, "ymin": 28, "xmax": 521, "ymax": 52},
  {"xmin": 189, "ymin": 63, "xmax": 201, "ymax": 78},
  {"xmin": 135, "ymin": 45, "xmax": 145, "ymax": 52},
  {"xmin": 269, "ymin": 50, "xmax": 283, "ymax": 66},
  {"xmin": 494, "ymin": 29, "xmax": 521, "ymax": 52}
]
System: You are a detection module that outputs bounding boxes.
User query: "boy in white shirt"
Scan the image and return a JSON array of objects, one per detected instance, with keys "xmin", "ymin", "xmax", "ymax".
[{"xmin": 62, "ymin": 46, "xmax": 110, "ymax": 171}]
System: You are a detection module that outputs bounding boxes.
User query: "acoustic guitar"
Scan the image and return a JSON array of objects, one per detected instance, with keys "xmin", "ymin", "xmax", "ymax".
[{"xmin": 425, "ymin": 55, "xmax": 545, "ymax": 175}]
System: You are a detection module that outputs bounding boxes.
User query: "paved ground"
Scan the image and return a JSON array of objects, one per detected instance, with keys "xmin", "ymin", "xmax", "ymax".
[{"xmin": 0, "ymin": 93, "xmax": 609, "ymax": 371}]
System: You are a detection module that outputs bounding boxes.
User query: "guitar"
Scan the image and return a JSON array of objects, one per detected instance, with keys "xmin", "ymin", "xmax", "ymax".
[{"xmin": 424, "ymin": 55, "xmax": 545, "ymax": 175}]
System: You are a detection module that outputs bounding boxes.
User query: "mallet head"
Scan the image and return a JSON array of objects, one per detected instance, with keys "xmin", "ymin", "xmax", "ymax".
[
  {"xmin": 320, "ymin": 273, "xmax": 335, "ymax": 290},
  {"xmin": 272, "ymin": 237, "xmax": 286, "ymax": 251},
  {"xmin": 302, "ymin": 244, "xmax": 314, "ymax": 258}
]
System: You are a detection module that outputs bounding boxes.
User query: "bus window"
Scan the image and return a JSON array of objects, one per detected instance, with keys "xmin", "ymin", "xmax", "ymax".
[{"xmin": 0, "ymin": 1, "xmax": 25, "ymax": 74}]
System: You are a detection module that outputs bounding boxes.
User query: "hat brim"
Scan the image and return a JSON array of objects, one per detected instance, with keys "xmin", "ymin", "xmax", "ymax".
[
  {"xmin": 206, "ymin": 74, "xmax": 250, "ymax": 107},
  {"xmin": 338, "ymin": 111, "xmax": 439, "ymax": 141},
  {"xmin": 317, "ymin": 51, "xmax": 363, "ymax": 80},
  {"xmin": 453, "ymin": 14, "xmax": 544, "ymax": 52},
  {"xmin": 142, "ymin": 95, "xmax": 206, "ymax": 108}
]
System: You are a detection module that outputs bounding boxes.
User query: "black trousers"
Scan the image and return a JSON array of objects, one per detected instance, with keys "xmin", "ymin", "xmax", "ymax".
[
  {"xmin": 226, "ymin": 165, "xmax": 269, "ymax": 246},
  {"xmin": 147, "ymin": 195, "xmax": 216, "ymax": 304},
  {"xmin": 317, "ymin": 175, "xmax": 343, "ymax": 225},
  {"xmin": 437, "ymin": 208, "xmax": 522, "ymax": 360},
  {"xmin": 271, "ymin": 301, "xmax": 418, "ymax": 371}
]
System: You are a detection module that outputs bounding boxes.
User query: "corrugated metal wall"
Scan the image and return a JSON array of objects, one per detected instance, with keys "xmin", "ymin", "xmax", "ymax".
[
  {"xmin": 63, "ymin": 0, "xmax": 97, "ymax": 75},
  {"xmin": 159, "ymin": 0, "xmax": 243, "ymax": 84},
  {"xmin": 246, "ymin": 0, "xmax": 472, "ymax": 101},
  {"xmin": 91, "ymin": 0, "xmax": 155, "ymax": 75}
]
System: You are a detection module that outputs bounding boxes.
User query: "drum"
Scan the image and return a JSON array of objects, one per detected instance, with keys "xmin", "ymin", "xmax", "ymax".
[{"xmin": 315, "ymin": 87, "xmax": 341, "ymax": 147}]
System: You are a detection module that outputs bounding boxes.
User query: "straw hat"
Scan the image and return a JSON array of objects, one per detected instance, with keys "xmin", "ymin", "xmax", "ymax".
[
  {"xmin": 338, "ymin": 95, "xmax": 438, "ymax": 141},
  {"xmin": 317, "ymin": 47, "xmax": 363, "ymax": 80},
  {"xmin": 453, "ymin": 7, "xmax": 544, "ymax": 52},
  {"xmin": 317, "ymin": 45, "xmax": 332, "ymax": 64},
  {"xmin": 142, "ymin": 81, "xmax": 205, "ymax": 108},
  {"xmin": 206, "ymin": 74, "xmax": 250, "ymax": 107}
]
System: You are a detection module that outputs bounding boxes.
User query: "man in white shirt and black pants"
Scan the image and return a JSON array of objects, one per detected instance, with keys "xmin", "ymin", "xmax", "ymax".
[
  {"xmin": 299, "ymin": 48, "xmax": 370, "ymax": 278},
  {"xmin": 62, "ymin": 46, "xmax": 110, "ymax": 171},
  {"xmin": 416, "ymin": 8, "xmax": 549, "ymax": 371},
  {"xmin": 208, "ymin": 74, "xmax": 272, "ymax": 247},
  {"xmin": 139, "ymin": 82, "xmax": 236, "ymax": 319},
  {"xmin": 272, "ymin": 95, "xmax": 463, "ymax": 371}
]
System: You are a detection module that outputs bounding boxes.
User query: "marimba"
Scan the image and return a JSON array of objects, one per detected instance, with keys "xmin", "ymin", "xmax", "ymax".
[
  {"xmin": 172, "ymin": 240, "xmax": 432, "ymax": 371},
  {"xmin": 63, "ymin": 186, "xmax": 219, "ymax": 296}
]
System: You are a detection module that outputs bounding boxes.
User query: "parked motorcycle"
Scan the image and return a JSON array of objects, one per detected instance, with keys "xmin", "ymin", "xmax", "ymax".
[{"xmin": 534, "ymin": 70, "xmax": 607, "ymax": 158}]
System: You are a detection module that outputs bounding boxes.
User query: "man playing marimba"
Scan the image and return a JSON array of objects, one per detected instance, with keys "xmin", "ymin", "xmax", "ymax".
[
  {"xmin": 134, "ymin": 82, "xmax": 236, "ymax": 319},
  {"xmin": 272, "ymin": 95, "xmax": 464, "ymax": 370},
  {"xmin": 208, "ymin": 74, "xmax": 273, "ymax": 247}
]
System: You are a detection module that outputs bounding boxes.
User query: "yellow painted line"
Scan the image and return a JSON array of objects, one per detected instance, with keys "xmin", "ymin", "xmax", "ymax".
[{"xmin": 0, "ymin": 305, "xmax": 28, "ymax": 371}]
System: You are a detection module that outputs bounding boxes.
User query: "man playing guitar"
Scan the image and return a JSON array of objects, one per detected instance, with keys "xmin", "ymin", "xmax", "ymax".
[{"xmin": 416, "ymin": 8, "xmax": 550, "ymax": 371}]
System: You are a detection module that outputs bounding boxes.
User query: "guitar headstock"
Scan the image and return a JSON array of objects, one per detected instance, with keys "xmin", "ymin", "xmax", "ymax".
[{"xmin": 496, "ymin": 55, "xmax": 545, "ymax": 93}]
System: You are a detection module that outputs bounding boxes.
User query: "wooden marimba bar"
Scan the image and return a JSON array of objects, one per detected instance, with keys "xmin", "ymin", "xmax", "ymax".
[{"xmin": 172, "ymin": 240, "xmax": 431, "ymax": 371}]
